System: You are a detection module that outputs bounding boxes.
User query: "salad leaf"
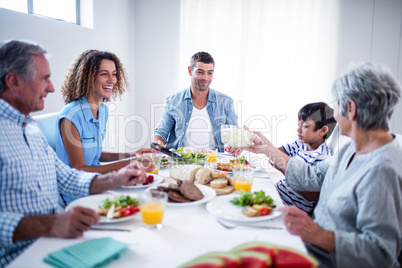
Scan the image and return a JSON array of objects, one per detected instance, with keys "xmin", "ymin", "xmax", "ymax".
[
  {"xmin": 230, "ymin": 190, "xmax": 275, "ymax": 207},
  {"xmin": 102, "ymin": 195, "xmax": 139, "ymax": 209},
  {"xmin": 230, "ymin": 156, "xmax": 249, "ymax": 165}
]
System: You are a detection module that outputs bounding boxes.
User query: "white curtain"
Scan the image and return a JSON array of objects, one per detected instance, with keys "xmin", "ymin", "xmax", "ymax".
[{"xmin": 180, "ymin": 0, "xmax": 339, "ymax": 146}]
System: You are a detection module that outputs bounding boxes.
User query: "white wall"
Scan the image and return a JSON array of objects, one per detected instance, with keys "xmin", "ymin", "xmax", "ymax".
[
  {"xmin": 1, "ymin": 0, "xmax": 401, "ymax": 154},
  {"xmin": 132, "ymin": 0, "xmax": 181, "ymax": 150},
  {"xmin": 336, "ymin": 0, "xmax": 402, "ymax": 134},
  {"xmin": 0, "ymin": 0, "xmax": 137, "ymax": 152}
]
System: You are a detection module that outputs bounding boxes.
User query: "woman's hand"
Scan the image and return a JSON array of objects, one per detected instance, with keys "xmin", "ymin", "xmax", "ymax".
[
  {"xmin": 278, "ymin": 205, "xmax": 335, "ymax": 251},
  {"xmin": 134, "ymin": 147, "xmax": 158, "ymax": 155}
]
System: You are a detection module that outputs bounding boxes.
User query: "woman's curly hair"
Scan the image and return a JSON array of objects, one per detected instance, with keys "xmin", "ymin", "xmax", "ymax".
[{"xmin": 61, "ymin": 49, "xmax": 128, "ymax": 103}]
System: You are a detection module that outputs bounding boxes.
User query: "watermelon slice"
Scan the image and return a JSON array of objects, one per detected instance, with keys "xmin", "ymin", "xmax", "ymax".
[
  {"xmin": 179, "ymin": 257, "xmax": 226, "ymax": 268},
  {"xmin": 236, "ymin": 250, "xmax": 272, "ymax": 268},
  {"xmin": 231, "ymin": 241, "xmax": 276, "ymax": 260},
  {"xmin": 275, "ymin": 246, "xmax": 319, "ymax": 268},
  {"xmin": 195, "ymin": 252, "xmax": 241, "ymax": 268}
]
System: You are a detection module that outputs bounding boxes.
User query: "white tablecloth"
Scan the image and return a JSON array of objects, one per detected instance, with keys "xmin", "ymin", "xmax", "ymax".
[{"xmin": 9, "ymin": 167, "xmax": 305, "ymax": 268}]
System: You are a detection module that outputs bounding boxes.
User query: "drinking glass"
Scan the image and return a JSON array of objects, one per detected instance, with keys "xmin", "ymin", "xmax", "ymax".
[
  {"xmin": 206, "ymin": 149, "xmax": 218, "ymax": 163},
  {"xmin": 140, "ymin": 191, "xmax": 167, "ymax": 229},
  {"xmin": 142, "ymin": 153, "xmax": 162, "ymax": 174},
  {"xmin": 232, "ymin": 166, "xmax": 255, "ymax": 192}
]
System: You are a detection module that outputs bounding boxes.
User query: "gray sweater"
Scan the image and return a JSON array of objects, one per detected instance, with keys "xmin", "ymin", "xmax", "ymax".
[{"xmin": 286, "ymin": 138, "xmax": 402, "ymax": 268}]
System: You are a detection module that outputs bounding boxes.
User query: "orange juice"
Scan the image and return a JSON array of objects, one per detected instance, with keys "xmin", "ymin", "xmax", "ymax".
[
  {"xmin": 207, "ymin": 153, "xmax": 217, "ymax": 163},
  {"xmin": 234, "ymin": 179, "xmax": 252, "ymax": 192},
  {"xmin": 141, "ymin": 202, "xmax": 165, "ymax": 225},
  {"xmin": 148, "ymin": 167, "xmax": 160, "ymax": 174}
]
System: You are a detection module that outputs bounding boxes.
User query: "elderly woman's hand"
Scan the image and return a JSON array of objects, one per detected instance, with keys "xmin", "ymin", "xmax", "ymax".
[{"xmin": 278, "ymin": 205, "xmax": 335, "ymax": 251}]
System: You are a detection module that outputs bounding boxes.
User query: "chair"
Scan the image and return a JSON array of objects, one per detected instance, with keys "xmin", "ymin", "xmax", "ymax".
[{"xmin": 33, "ymin": 112, "xmax": 59, "ymax": 150}]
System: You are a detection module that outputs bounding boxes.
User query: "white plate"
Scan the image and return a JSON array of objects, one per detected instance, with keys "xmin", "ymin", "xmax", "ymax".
[
  {"xmin": 206, "ymin": 194, "xmax": 282, "ymax": 222},
  {"xmin": 121, "ymin": 173, "xmax": 164, "ymax": 189},
  {"xmin": 146, "ymin": 183, "xmax": 217, "ymax": 207},
  {"xmin": 66, "ymin": 193, "xmax": 140, "ymax": 224}
]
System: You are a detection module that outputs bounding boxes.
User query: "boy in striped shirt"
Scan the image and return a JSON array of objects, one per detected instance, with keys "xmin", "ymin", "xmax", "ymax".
[{"xmin": 276, "ymin": 102, "xmax": 336, "ymax": 212}]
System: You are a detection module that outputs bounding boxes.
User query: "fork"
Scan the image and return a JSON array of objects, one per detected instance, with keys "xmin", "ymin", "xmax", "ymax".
[{"xmin": 217, "ymin": 219, "xmax": 282, "ymax": 229}]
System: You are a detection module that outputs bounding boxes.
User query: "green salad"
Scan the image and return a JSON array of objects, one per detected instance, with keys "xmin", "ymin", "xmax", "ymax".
[
  {"xmin": 101, "ymin": 195, "xmax": 139, "ymax": 210},
  {"xmin": 230, "ymin": 190, "xmax": 275, "ymax": 208},
  {"xmin": 171, "ymin": 147, "xmax": 208, "ymax": 165}
]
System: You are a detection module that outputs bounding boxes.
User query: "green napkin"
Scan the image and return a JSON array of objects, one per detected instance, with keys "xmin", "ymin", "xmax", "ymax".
[{"xmin": 44, "ymin": 237, "xmax": 128, "ymax": 268}]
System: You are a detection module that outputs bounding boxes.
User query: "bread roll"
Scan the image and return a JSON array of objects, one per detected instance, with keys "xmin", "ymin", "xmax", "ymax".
[
  {"xmin": 170, "ymin": 164, "xmax": 201, "ymax": 181},
  {"xmin": 210, "ymin": 178, "xmax": 228, "ymax": 189},
  {"xmin": 214, "ymin": 185, "xmax": 235, "ymax": 195},
  {"xmin": 189, "ymin": 167, "xmax": 203, "ymax": 183},
  {"xmin": 212, "ymin": 171, "xmax": 228, "ymax": 178},
  {"xmin": 194, "ymin": 168, "xmax": 213, "ymax": 185}
]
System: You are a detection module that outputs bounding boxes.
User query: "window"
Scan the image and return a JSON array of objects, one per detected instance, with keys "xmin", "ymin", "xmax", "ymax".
[
  {"xmin": 180, "ymin": 0, "xmax": 339, "ymax": 146},
  {"xmin": 0, "ymin": 0, "xmax": 80, "ymax": 25}
]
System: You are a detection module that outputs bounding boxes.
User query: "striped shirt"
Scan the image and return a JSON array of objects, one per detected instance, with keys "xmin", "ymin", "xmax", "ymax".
[
  {"xmin": 276, "ymin": 139, "xmax": 332, "ymax": 212},
  {"xmin": 0, "ymin": 99, "xmax": 96, "ymax": 266}
]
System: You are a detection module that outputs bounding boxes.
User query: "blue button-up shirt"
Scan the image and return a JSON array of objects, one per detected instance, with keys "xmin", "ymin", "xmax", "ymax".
[
  {"xmin": 0, "ymin": 99, "xmax": 96, "ymax": 266},
  {"xmin": 154, "ymin": 87, "xmax": 238, "ymax": 152},
  {"xmin": 55, "ymin": 97, "xmax": 108, "ymax": 167}
]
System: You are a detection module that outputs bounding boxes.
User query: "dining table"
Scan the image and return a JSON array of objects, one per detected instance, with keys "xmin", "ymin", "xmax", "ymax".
[{"xmin": 9, "ymin": 153, "xmax": 307, "ymax": 268}]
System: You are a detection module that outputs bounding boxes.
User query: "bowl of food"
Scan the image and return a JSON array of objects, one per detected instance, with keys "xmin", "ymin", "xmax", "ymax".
[
  {"xmin": 220, "ymin": 125, "xmax": 255, "ymax": 148},
  {"xmin": 170, "ymin": 147, "xmax": 209, "ymax": 166}
]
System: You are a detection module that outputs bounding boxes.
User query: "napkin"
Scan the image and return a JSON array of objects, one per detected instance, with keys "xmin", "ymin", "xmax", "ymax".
[{"xmin": 44, "ymin": 237, "xmax": 128, "ymax": 268}]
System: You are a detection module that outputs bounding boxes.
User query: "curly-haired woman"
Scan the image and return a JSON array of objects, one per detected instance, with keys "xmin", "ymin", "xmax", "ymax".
[{"xmin": 55, "ymin": 50, "xmax": 153, "ymax": 188}]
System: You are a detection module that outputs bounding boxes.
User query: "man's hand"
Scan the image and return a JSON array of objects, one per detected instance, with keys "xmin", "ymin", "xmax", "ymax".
[
  {"xmin": 115, "ymin": 161, "xmax": 148, "ymax": 187},
  {"xmin": 89, "ymin": 161, "xmax": 147, "ymax": 194},
  {"xmin": 13, "ymin": 207, "xmax": 100, "ymax": 242},
  {"xmin": 48, "ymin": 206, "xmax": 100, "ymax": 238}
]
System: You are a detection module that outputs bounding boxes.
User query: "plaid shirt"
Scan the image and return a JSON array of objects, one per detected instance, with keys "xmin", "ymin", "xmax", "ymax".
[{"xmin": 0, "ymin": 99, "xmax": 96, "ymax": 266}]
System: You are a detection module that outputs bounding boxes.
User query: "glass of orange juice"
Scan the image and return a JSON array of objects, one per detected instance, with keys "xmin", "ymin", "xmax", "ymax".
[
  {"xmin": 207, "ymin": 149, "xmax": 218, "ymax": 163},
  {"xmin": 233, "ymin": 166, "xmax": 255, "ymax": 193},
  {"xmin": 140, "ymin": 191, "xmax": 167, "ymax": 229},
  {"xmin": 142, "ymin": 153, "xmax": 161, "ymax": 174}
]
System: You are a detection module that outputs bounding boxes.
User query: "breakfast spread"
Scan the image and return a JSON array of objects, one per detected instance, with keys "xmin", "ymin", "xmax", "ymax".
[
  {"xmin": 230, "ymin": 190, "xmax": 276, "ymax": 217},
  {"xmin": 151, "ymin": 180, "xmax": 204, "ymax": 203},
  {"xmin": 213, "ymin": 156, "xmax": 254, "ymax": 172},
  {"xmin": 171, "ymin": 147, "xmax": 208, "ymax": 165},
  {"xmin": 169, "ymin": 164, "xmax": 235, "ymax": 195},
  {"xmin": 97, "ymin": 195, "xmax": 140, "ymax": 219},
  {"xmin": 160, "ymin": 155, "xmax": 170, "ymax": 167}
]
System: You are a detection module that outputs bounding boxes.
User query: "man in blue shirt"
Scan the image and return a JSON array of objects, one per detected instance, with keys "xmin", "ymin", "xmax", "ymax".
[
  {"xmin": 0, "ymin": 40, "xmax": 147, "ymax": 266},
  {"xmin": 152, "ymin": 52, "xmax": 238, "ymax": 152}
]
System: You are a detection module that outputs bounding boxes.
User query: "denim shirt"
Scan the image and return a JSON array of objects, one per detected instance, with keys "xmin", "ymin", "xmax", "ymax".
[
  {"xmin": 55, "ymin": 97, "xmax": 108, "ymax": 167},
  {"xmin": 154, "ymin": 87, "xmax": 238, "ymax": 152}
]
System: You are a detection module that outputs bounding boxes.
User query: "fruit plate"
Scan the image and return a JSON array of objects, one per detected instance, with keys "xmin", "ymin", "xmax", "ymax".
[
  {"xmin": 206, "ymin": 194, "xmax": 283, "ymax": 222},
  {"xmin": 66, "ymin": 193, "xmax": 140, "ymax": 224},
  {"xmin": 146, "ymin": 183, "xmax": 216, "ymax": 207},
  {"xmin": 120, "ymin": 173, "xmax": 163, "ymax": 189}
]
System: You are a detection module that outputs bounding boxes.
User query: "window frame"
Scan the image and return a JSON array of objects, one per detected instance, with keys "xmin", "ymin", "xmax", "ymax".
[{"xmin": 26, "ymin": 0, "xmax": 81, "ymax": 25}]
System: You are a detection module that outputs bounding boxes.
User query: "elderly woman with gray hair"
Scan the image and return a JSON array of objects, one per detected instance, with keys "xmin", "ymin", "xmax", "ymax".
[{"xmin": 246, "ymin": 62, "xmax": 402, "ymax": 267}]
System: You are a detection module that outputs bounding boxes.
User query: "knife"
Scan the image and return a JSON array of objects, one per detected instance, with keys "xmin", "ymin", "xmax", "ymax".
[{"xmin": 150, "ymin": 143, "xmax": 185, "ymax": 159}]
